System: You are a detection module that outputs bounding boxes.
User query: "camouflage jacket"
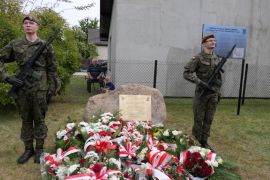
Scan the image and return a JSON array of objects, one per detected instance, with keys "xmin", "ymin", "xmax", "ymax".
[
  {"xmin": 0, "ymin": 37, "xmax": 59, "ymax": 92},
  {"xmin": 183, "ymin": 51, "xmax": 222, "ymax": 93}
]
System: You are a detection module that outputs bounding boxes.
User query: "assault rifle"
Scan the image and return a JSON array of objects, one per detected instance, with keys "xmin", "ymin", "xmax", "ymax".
[
  {"xmin": 8, "ymin": 29, "xmax": 60, "ymax": 98},
  {"xmin": 200, "ymin": 44, "xmax": 236, "ymax": 96}
]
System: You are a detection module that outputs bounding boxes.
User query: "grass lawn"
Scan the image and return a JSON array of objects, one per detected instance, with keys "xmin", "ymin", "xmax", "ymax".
[{"xmin": 0, "ymin": 75, "xmax": 269, "ymax": 179}]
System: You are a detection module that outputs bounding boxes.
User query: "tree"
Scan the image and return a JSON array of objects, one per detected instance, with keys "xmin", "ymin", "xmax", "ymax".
[
  {"xmin": 30, "ymin": 8, "xmax": 81, "ymax": 91},
  {"xmin": 79, "ymin": 17, "xmax": 99, "ymax": 34},
  {"xmin": 0, "ymin": 0, "xmax": 24, "ymax": 106},
  {"xmin": 72, "ymin": 26, "xmax": 98, "ymax": 60},
  {"xmin": 0, "ymin": 0, "xmax": 99, "ymax": 106},
  {"xmin": 0, "ymin": 4, "xmax": 80, "ymax": 106},
  {"xmin": 20, "ymin": 0, "xmax": 95, "ymax": 14}
]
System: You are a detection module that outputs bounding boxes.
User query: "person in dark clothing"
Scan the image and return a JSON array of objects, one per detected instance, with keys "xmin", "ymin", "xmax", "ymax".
[
  {"xmin": 87, "ymin": 58, "xmax": 104, "ymax": 93},
  {"xmin": 100, "ymin": 62, "xmax": 108, "ymax": 76}
]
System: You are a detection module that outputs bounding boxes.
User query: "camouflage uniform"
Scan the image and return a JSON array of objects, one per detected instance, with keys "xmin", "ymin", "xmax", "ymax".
[
  {"xmin": 0, "ymin": 37, "xmax": 59, "ymax": 162},
  {"xmin": 183, "ymin": 51, "xmax": 222, "ymax": 144}
]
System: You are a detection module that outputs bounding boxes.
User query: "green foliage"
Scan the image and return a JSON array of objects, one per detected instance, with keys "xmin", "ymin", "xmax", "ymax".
[
  {"xmin": 0, "ymin": 0, "xmax": 23, "ymax": 105},
  {"xmin": 0, "ymin": 82, "xmax": 13, "ymax": 105},
  {"xmin": 55, "ymin": 139, "xmax": 65, "ymax": 149},
  {"xmin": 0, "ymin": 0, "xmax": 23, "ymax": 46},
  {"xmin": 0, "ymin": 63, "xmax": 19, "ymax": 105},
  {"xmin": 210, "ymin": 161, "xmax": 241, "ymax": 180},
  {"xmin": 78, "ymin": 42, "xmax": 98, "ymax": 59},
  {"xmin": 73, "ymin": 17, "xmax": 99, "ymax": 59},
  {"xmin": 0, "ymin": 0, "xmax": 22, "ymax": 15},
  {"xmin": 72, "ymin": 26, "xmax": 98, "ymax": 59},
  {"xmin": 79, "ymin": 17, "xmax": 99, "ymax": 34},
  {"xmin": 0, "ymin": 6, "xmax": 81, "ymax": 106}
]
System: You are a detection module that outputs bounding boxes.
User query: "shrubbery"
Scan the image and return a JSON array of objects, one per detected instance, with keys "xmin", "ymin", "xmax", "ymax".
[{"xmin": 0, "ymin": 2, "xmax": 84, "ymax": 106}]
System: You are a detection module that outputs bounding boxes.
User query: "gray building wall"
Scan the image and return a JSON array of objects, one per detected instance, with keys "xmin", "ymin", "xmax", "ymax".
[{"xmin": 108, "ymin": 0, "xmax": 270, "ymax": 97}]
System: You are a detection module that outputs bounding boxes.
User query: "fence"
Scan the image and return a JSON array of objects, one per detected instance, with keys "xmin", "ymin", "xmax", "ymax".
[
  {"xmin": 74, "ymin": 59, "xmax": 270, "ymax": 115},
  {"xmin": 77, "ymin": 58, "xmax": 270, "ymax": 112},
  {"xmin": 107, "ymin": 59, "xmax": 270, "ymax": 100}
]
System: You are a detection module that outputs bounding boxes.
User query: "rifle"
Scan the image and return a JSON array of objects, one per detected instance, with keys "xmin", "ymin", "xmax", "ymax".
[
  {"xmin": 199, "ymin": 44, "xmax": 236, "ymax": 96},
  {"xmin": 8, "ymin": 29, "xmax": 60, "ymax": 98}
]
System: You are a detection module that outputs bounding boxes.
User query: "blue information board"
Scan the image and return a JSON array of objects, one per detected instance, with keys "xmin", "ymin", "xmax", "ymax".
[{"xmin": 202, "ymin": 24, "xmax": 248, "ymax": 59}]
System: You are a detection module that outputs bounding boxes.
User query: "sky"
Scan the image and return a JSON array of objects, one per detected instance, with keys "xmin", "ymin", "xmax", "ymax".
[{"xmin": 22, "ymin": 0, "xmax": 100, "ymax": 27}]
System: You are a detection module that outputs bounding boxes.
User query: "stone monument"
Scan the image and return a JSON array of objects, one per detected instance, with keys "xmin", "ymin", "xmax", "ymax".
[{"xmin": 83, "ymin": 84, "xmax": 166, "ymax": 124}]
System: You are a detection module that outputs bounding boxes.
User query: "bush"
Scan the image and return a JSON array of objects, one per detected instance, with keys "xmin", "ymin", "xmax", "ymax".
[{"xmin": 0, "ymin": 7, "xmax": 80, "ymax": 106}]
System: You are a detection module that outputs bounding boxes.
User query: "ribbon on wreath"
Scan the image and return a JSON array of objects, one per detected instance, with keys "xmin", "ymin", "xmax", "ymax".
[
  {"xmin": 108, "ymin": 121, "xmax": 121, "ymax": 132},
  {"xmin": 120, "ymin": 121, "xmax": 136, "ymax": 134},
  {"xmin": 43, "ymin": 154, "xmax": 60, "ymax": 168},
  {"xmin": 147, "ymin": 134, "xmax": 158, "ymax": 151},
  {"xmin": 143, "ymin": 150, "xmax": 172, "ymax": 180},
  {"xmin": 119, "ymin": 140, "xmax": 141, "ymax": 159},
  {"xmin": 179, "ymin": 150, "xmax": 188, "ymax": 164},
  {"xmin": 62, "ymin": 146, "xmax": 81, "ymax": 158},
  {"xmin": 84, "ymin": 134, "xmax": 111, "ymax": 152},
  {"xmin": 64, "ymin": 167, "xmax": 122, "ymax": 180},
  {"xmin": 64, "ymin": 173, "xmax": 95, "ymax": 180},
  {"xmin": 44, "ymin": 146, "xmax": 81, "ymax": 167},
  {"xmin": 207, "ymin": 151, "xmax": 216, "ymax": 161},
  {"xmin": 147, "ymin": 150, "xmax": 171, "ymax": 169}
]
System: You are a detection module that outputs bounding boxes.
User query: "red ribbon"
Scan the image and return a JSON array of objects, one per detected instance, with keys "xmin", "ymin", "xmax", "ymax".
[
  {"xmin": 147, "ymin": 134, "xmax": 158, "ymax": 150},
  {"xmin": 147, "ymin": 150, "xmax": 171, "ymax": 169},
  {"xmin": 119, "ymin": 140, "xmax": 141, "ymax": 159},
  {"xmin": 65, "ymin": 167, "xmax": 122, "ymax": 180}
]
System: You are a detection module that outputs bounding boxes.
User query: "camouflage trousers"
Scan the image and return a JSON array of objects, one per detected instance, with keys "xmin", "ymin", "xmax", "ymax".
[
  {"xmin": 16, "ymin": 90, "xmax": 48, "ymax": 142},
  {"xmin": 192, "ymin": 91, "xmax": 218, "ymax": 142}
]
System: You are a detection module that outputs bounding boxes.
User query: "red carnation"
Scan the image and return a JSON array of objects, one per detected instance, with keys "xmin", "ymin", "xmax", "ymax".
[
  {"xmin": 191, "ymin": 152, "xmax": 202, "ymax": 160},
  {"xmin": 91, "ymin": 164, "xmax": 103, "ymax": 173},
  {"xmin": 99, "ymin": 131, "xmax": 111, "ymax": 137},
  {"xmin": 172, "ymin": 155, "xmax": 179, "ymax": 163},
  {"xmin": 145, "ymin": 168, "xmax": 153, "ymax": 175},
  {"xmin": 95, "ymin": 140, "xmax": 116, "ymax": 155},
  {"xmin": 119, "ymin": 119, "xmax": 126, "ymax": 123},
  {"xmin": 184, "ymin": 159, "xmax": 195, "ymax": 169},
  {"xmin": 123, "ymin": 172, "xmax": 129, "ymax": 178},
  {"xmin": 158, "ymin": 144, "xmax": 165, "ymax": 151},
  {"xmin": 48, "ymin": 168, "xmax": 55, "ymax": 174},
  {"xmin": 88, "ymin": 132, "xmax": 94, "ymax": 136},
  {"xmin": 79, "ymin": 158, "xmax": 86, "ymax": 164},
  {"xmin": 177, "ymin": 165, "xmax": 185, "ymax": 173}
]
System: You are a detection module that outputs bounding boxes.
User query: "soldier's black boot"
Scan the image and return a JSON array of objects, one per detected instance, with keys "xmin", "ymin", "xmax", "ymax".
[
  {"xmin": 34, "ymin": 139, "xmax": 44, "ymax": 164},
  {"xmin": 17, "ymin": 141, "xmax": 34, "ymax": 164},
  {"xmin": 200, "ymin": 140, "xmax": 215, "ymax": 152}
]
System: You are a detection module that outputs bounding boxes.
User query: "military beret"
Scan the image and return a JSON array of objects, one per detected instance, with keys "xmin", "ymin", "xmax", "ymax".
[
  {"xmin": 22, "ymin": 15, "xmax": 39, "ymax": 25},
  {"xmin": 202, "ymin": 32, "xmax": 215, "ymax": 44}
]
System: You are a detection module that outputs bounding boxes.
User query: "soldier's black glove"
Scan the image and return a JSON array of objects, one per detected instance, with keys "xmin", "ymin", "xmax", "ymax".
[
  {"xmin": 198, "ymin": 80, "xmax": 212, "ymax": 90},
  {"xmin": 46, "ymin": 90, "xmax": 53, "ymax": 104},
  {"xmin": 5, "ymin": 77, "xmax": 23, "ymax": 87}
]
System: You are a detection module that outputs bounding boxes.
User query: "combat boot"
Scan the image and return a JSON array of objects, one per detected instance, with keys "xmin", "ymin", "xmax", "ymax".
[
  {"xmin": 200, "ymin": 140, "xmax": 215, "ymax": 152},
  {"xmin": 34, "ymin": 139, "xmax": 44, "ymax": 164},
  {"xmin": 17, "ymin": 141, "xmax": 34, "ymax": 164}
]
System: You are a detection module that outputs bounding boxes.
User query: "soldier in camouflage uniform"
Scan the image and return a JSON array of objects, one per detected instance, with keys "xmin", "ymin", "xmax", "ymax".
[
  {"xmin": 183, "ymin": 33, "xmax": 222, "ymax": 150},
  {"xmin": 0, "ymin": 15, "xmax": 59, "ymax": 164}
]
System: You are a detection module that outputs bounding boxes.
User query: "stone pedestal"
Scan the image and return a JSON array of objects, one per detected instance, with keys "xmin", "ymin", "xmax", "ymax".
[{"xmin": 83, "ymin": 84, "xmax": 166, "ymax": 124}]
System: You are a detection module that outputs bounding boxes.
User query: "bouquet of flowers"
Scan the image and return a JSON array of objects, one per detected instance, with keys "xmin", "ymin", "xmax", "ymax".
[
  {"xmin": 40, "ymin": 112, "xmax": 222, "ymax": 180},
  {"xmin": 180, "ymin": 146, "xmax": 223, "ymax": 179}
]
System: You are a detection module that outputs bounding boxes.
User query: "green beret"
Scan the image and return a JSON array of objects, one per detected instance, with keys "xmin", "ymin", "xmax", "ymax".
[
  {"xmin": 22, "ymin": 15, "xmax": 39, "ymax": 25},
  {"xmin": 202, "ymin": 33, "xmax": 215, "ymax": 43}
]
